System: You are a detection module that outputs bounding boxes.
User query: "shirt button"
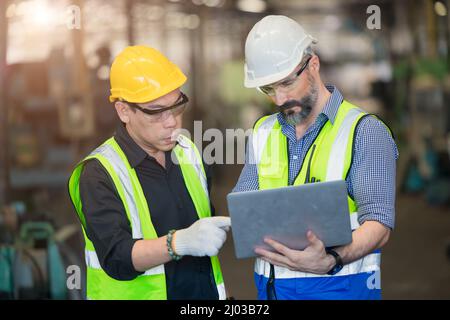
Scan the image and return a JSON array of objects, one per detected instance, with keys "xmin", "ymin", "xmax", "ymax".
[{"xmin": 293, "ymin": 155, "xmax": 298, "ymax": 160}]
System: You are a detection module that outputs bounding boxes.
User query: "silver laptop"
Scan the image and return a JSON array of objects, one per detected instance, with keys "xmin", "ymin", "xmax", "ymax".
[{"xmin": 227, "ymin": 180, "xmax": 353, "ymax": 259}]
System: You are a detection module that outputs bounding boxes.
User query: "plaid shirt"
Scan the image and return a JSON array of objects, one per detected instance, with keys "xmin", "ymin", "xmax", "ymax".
[{"xmin": 233, "ymin": 85, "xmax": 399, "ymax": 229}]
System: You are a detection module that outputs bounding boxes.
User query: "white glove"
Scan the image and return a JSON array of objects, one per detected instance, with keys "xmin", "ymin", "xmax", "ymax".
[{"xmin": 173, "ymin": 216, "xmax": 231, "ymax": 257}]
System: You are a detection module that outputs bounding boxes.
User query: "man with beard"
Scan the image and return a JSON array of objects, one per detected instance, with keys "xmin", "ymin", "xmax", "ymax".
[{"xmin": 233, "ymin": 15, "xmax": 398, "ymax": 300}]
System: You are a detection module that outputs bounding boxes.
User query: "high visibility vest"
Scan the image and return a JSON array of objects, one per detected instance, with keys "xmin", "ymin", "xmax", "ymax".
[
  {"xmin": 68, "ymin": 135, "xmax": 225, "ymax": 300},
  {"xmin": 252, "ymin": 100, "xmax": 387, "ymax": 299}
]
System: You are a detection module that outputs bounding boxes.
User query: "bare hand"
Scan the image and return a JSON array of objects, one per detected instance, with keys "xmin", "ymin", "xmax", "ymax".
[{"xmin": 254, "ymin": 230, "xmax": 335, "ymax": 274}]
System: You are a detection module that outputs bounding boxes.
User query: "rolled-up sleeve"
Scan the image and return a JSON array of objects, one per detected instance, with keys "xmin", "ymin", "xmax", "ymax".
[
  {"xmin": 347, "ymin": 116, "xmax": 399, "ymax": 230},
  {"xmin": 79, "ymin": 160, "xmax": 144, "ymax": 280}
]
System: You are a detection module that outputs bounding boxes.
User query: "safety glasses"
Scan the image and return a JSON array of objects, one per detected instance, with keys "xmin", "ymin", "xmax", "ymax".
[
  {"xmin": 258, "ymin": 56, "xmax": 312, "ymax": 97},
  {"xmin": 126, "ymin": 92, "xmax": 189, "ymax": 122}
]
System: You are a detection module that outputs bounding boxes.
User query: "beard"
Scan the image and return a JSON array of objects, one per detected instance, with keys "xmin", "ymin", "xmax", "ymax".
[{"xmin": 281, "ymin": 75, "xmax": 318, "ymax": 126}]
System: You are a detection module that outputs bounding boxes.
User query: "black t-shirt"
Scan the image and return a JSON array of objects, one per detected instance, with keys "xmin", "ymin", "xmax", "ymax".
[{"xmin": 78, "ymin": 124, "xmax": 218, "ymax": 299}]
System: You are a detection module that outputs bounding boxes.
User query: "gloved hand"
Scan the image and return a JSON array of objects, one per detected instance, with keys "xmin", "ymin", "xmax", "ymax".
[{"xmin": 173, "ymin": 216, "xmax": 231, "ymax": 257}]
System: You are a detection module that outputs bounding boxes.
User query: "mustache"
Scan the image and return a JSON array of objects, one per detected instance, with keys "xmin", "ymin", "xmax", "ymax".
[{"xmin": 278, "ymin": 100, "xmax": 303, "ymax": 114}]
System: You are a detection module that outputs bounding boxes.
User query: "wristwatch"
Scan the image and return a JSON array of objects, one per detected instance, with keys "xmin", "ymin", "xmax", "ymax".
[{"xmin": 326, "ymin": 248, "xmax": 343, "ymax": 275}]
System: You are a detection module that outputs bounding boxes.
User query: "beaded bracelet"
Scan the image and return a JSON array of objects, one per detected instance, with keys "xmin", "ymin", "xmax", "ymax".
[{"xmin": 166, "ymin": 229, "xmax": 182, "ymax": 261}]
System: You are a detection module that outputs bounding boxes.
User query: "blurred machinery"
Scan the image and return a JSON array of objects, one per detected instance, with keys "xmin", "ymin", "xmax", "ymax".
[
  {"xmin": 0, "ymin": 1, "xmax": 100, "ymax": 300},
  {"xmin": 0, "ymin": 0, "xmax": 449, "ymax": 300},
  {"xmin": 0, "ymin": 202, "xmax": 83, "ymax": 299}
]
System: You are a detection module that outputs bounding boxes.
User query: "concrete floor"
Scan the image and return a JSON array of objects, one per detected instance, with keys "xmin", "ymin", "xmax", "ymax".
[
  {"xmin": 213, "ymin": 168, "xmax": 450, "ymax": 300},
  {"xmin": 381, "ymin": 195, "xmax": 450, "ymax": 299}
]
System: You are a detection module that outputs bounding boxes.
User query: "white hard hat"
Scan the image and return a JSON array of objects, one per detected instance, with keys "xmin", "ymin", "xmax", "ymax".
[{"xmin": 244, "ymin": 15, "xmax": 318, "ymax": 88}]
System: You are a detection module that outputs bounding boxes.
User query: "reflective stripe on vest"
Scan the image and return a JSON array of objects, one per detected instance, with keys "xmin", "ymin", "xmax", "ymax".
[
  {"xmin": 89, "ymin": 143, "xmax": 144, "ymax": 239},
  {"xmin": 69, "ymin": 134, "xmax": 225, "ymax": 300},
  {"xmin": 326, "ymin": 108, "xmax": 363, "ymax": 181},
  {"xmin": 85, "ymin": 250, "xmax": 165, "ymax": 276},
  {"xmin": 251, "ymin": 101, "xmax": 380, "ymax": 286},
  {"xmin": 252, "ymin": 114, "xmax": 278, "ymax": 166},
  {"xmin": 176, "ymin": 135, "xmax": 209, "ymax": 198},
  {"xmin": 255, "ymin": 251, "xmax": 380, "ymax": 279}
]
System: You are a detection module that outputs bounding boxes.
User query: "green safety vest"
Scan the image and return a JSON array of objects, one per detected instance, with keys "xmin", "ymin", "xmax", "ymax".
[
  {"xmin": 252, "ymin": 100, "xmax": 390, "ymax": 280},
  {"xmin": 254, "ymin": 100, "xmax": 366, "ymax": 216},
  {"xmin": 68, "ymin": 134, "xmax": 225, "ymax": 300}
]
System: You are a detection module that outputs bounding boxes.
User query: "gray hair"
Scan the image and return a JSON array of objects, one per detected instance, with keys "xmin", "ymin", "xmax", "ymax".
[{"xmin": 302, "ymin": 46, "xmax": 314, "ymax": 61}]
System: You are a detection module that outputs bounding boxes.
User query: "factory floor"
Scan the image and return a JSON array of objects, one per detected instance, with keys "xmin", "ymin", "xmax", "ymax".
[{"xmin": 213, "ymin": 167, "xmax": 450, "ymax": 300}]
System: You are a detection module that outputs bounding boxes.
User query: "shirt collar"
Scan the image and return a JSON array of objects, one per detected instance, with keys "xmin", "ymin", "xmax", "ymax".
[
  {"xmin": 114, "ymin": 124, "xmax": 180, "ymax": 169},
  {"xmin": 277, "ymin": 84, "xmax": 343, "ymax": 127},
  {"xmin": 114, "ymin": 123, "xmax": 148, "ymax": 168},
  {"xmin": 322, "ymin": 85, "xmax": 343, "ymax": 125}
]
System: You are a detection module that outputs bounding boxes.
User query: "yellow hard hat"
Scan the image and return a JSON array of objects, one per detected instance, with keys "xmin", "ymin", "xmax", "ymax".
[{"xmin": 109, "ymin": 45, "xmax": 187, "ymax": 103}]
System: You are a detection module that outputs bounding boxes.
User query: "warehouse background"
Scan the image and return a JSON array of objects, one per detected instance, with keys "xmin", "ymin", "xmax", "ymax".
[{"xmin": 0, "ymin": 0, "xmax": 449, "ymax": 299}]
